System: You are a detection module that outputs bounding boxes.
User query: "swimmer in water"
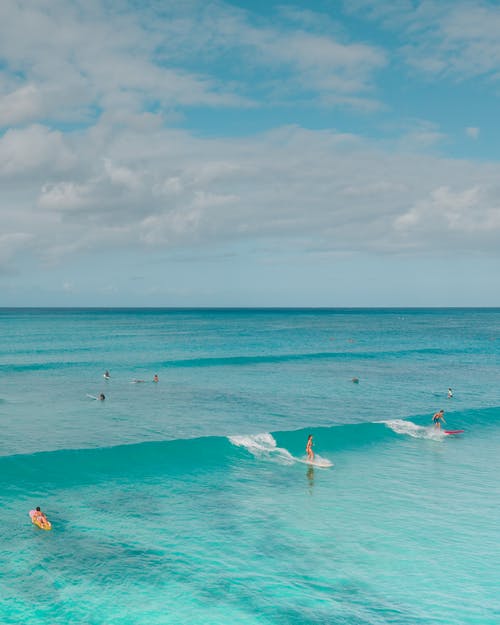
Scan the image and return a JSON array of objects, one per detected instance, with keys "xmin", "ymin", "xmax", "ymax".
[
  {"xmin": 104, "ymin": 370, "xmax": 110, "ymax": 379},
  {"xmin": 306, "ymin": 434, "xmax": 314, "ymax": 461},
  {"xmin": 99, "ymin": 393, "xmax": 105, "ymax": 401},
  {"xmin": 432, "ymin": 409, "xmax": 445, "ymax": 429},
  {"xmin": 447, "ymin": 387, "xmax": 453, "ymax": 399},
  {"xmin": 153, "ymin": 374, "xmax": 159, "ymax": 383},
  {"xmin": 33, "ymin": 506, "xmax": 48, "ymax": 524}
]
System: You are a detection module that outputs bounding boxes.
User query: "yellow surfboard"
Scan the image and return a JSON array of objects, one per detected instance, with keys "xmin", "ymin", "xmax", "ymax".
[{"xmin": 29, "ymin": 511, "xmax": 52, "ymax": 530}]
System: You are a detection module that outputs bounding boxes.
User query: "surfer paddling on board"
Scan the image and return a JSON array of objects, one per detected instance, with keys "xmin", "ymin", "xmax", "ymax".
[
  {"xmin": 32, "ymin": 507, "xmax": 48, "ymax": 525},
  {"xmin": 306, "ymin": 435, "xmax": 314, "ymax": 461},
  {"xmin": 432, "ymin": 409, "xmax": 446, "ymax": 429}
]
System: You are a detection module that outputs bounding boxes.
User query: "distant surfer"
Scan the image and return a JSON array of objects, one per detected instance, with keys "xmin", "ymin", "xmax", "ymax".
[
  {"xmin": 29, "ymin": 506, "xmax": 51, "ymax": 530},
  {"xmin": 32, "ymin": 507, "xmax": 48, "ymax": 525},
  {"xmin": 87, "ymin": 393, "xmax": 105, "ymax": 400},
  {"xmin": 306, "ymin": 434, "xmax": 314, "ymax": 461},
  {"xmin": 432, "ymin": 409, "xmax": 446, "ymax": 429},
  {"xmin": 352, "ymin": 377, "xmax": 359, "ymax": 384},
  {"xmin": 104, "ymin": 370, "xmax": 110, "ymax": 379},
  {"xmin": 447, "ymin": 387, "xmax": 453, "ymax": 399},
  {"xmin": 153, "ymin": 374, "xmax": 159, "ymax": 383}
]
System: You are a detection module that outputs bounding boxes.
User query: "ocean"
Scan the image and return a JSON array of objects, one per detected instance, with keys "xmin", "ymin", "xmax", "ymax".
[{"xmin": 0, "ymin": 308, "xmax": 498, "ymax": 624}]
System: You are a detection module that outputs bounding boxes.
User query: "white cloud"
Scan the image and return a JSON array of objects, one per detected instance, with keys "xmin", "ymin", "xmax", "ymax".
[
  {"xmin": 1, "ymin": 0, "xmax": 500, "ymax": 279},
  {"xmin": 0, "ymin": 232, "xmax": 34, "ymax": 268},
  {"xmin": 0, "ymin": 125, "xmax": 75, "ymax": 176},
  {"xmin": 103, "ymin": 159, "xmax": 142, "ymax": 190},
  {"xmin": 394, "ymin": 184, "xmax": 500, "ymax": 251},
  {"xmin": 0, "ymin": 119, "xmax": 497, "ymax": 274},
  {"xmin": 0, "ymin": 0, "xmax": 388, "ymax": 128},
  {"xmin": 0, "ymin": 85, "xmax": 43, "ymax": 126},
  {"xmin": 262, "ymin": 31, "xmax": 386, "ymax": 97},
  {"xmin": 396, "ymin": 120, "xmax": 447, "ymax": 150},
  {"xmin": 39, "ymin": 181, "xmax": 92, "ymax": 211},
  {"xmin": 0, "ymin": 0, "xmax": 253, "ymax": 131},
  {"xmin": 466, "ymin": 126, "xmax": 480, "ymax": 139},
  {"xmin": 345, "ymin": 1, "xmax": 500, "ymax": 82},
  {"xmin": 153, "ymin": 177, "xmax": 184, "ymax": 197}
]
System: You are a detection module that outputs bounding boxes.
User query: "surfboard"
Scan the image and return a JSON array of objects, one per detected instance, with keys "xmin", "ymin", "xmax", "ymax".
[
  {"xmin": 29, "ymin": 510, "xmax": 52, "ymax": 530},
  {"xmin": 444, "ymin": 430, "xmax": 464, "ymax": 435},
  {"xmin": 295, "ymin": 456, "xmax": 333, "ymax": 468}
]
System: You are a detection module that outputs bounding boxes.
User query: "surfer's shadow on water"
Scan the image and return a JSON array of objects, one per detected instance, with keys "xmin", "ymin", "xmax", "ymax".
[{"xmin": 307, "ymin": 466, "xmax": 315, "ymax": 493}]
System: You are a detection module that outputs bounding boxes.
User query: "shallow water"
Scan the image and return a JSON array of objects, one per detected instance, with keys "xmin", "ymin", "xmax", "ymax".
[{"xmin": 1, "ymin": 309, "xmax": 499, "ymax": 624}]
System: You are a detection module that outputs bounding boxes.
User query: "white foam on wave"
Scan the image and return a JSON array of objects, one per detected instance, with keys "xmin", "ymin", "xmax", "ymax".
[
  {"xmin": 228, "ymin": 432, "xmax": 295, "ymax": 465},
  {"xmin": 383, "ymin": 419, "xmax": 445, "ymax": 440},
  {"xmin": 228, "ymin": 433, "xmax": 333, "ymax": 467}
]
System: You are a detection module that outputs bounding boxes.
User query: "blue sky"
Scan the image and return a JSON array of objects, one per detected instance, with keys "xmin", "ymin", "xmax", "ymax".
[{"xmin": 1, "ymin": 0, "xmax": 500, "ymax": 306}]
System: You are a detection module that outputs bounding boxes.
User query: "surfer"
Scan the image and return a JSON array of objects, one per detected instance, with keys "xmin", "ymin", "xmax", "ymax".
[
  {"xmin": 306, "ymin": 434, "xmax": 314, "ymax": 461},
  {"xmin": 153, "ymin": 374, "xmax": 159, "ymax": 383},
  {"xmin": 447, "ymin": 387, "xmax": 453, "ymax": 399},
  {"xmin": 432, "ymin": 409, "xmax": 446, "ymax": 429},
  {"xmin": 32, "ymin": 507, "xmax": 48, "ymax": 524},
  {"xmin": 99, "ymin": 393, "xmax": 105, "ymax": 401},
  {"xmin": 104, "ymin": 370, "xmax": 110, "ymax": 379}
]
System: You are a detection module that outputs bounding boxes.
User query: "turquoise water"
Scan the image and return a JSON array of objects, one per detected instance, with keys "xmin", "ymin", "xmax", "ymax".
[{"xmin": 1, "ymin": 308, "xmax": 499, "ymax": 624}]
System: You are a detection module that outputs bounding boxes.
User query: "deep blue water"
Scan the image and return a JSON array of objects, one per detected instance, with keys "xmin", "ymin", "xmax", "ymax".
[{"xmin": 0, "ymin": 308, "xmax": 499, "ymax": 624}]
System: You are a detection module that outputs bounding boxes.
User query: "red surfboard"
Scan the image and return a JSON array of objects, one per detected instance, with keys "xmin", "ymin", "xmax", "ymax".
[{"xmin": 444, "ymin": 430, "xmax": 464, "ymax": 435}]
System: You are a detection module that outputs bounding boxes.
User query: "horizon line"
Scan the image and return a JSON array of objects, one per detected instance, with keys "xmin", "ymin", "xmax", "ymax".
[{"xmin": 2, "ymin": 306, "xmax": 500, "ymax": 311}]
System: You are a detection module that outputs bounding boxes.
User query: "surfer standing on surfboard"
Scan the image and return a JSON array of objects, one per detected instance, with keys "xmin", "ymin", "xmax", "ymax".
[
  {"xmin": 306, "ymin": 435, "xmax": 314, "ymax": 461},
  {"xmin": 432, "ymin": 409, "xmax": 446, "ymax": 429}
]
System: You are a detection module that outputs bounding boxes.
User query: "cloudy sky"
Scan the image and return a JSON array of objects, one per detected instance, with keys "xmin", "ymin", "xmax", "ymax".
[{"xmin": 2, "ymin": 0, "xmax": 500, "ymax": 306}]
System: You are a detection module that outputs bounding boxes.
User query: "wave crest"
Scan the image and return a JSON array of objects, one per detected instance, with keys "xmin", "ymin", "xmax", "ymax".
[
  {"xmin": 228, "ymin": 433, "xmax": 295, "ymax": 465},
  {"xmin": 383, "ymin": 419, "xmax": 445, "ymax": 440},
  {"xmin": 228, "ymin": 433, "xmax": 333, "ymax": 467}
]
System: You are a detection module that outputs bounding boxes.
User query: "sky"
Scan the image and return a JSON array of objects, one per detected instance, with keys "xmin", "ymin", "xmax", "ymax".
[{"xmin": 1, "ymin": 0, "xmax": 500, "ymax": 307}]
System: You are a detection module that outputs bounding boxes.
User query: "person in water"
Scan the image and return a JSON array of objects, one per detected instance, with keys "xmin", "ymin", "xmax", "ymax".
[
  {"xmin": 104, "ymin": 370, "xmax": 110, "ymax": 378},
  {"xmin": 99, "ymin": 393, "xmax": 105, "ymax": 401},
  {"xmin": 448, "ymin": 387, "xmax": 453, "ymax": 399},
  {"xmin": 432, "ymin": 409, "xmax": 446, "ymax": 428},
  {"xmin": 306, "ymin": 434, "xmax": 314, "ymax": 461},
  {"xmin": 33, "ymin": 507, "xmax": 48, "ymax": 524},
  {"xmin": 153, "ymin": 374, "xmax": 159, "ymax": 383}
]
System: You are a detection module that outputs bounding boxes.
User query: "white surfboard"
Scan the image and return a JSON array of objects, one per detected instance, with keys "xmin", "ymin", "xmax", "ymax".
[{"xmin": 295, "ymin": 455, "xmax": 333, "ymax": 468}]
